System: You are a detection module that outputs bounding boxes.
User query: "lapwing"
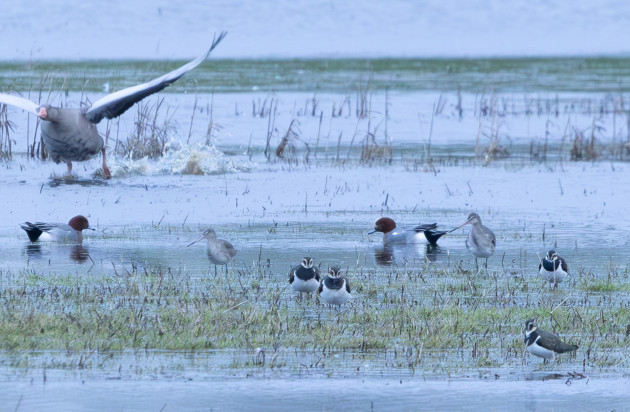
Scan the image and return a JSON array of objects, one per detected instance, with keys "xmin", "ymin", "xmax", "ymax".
[
  {"xmin": 524, "ymin": 318, "xmax": 578, "ymax": 361},
  {"xmin": 539, "ymin": 250, "xmax": 568, "ymax": 287},
  {"xmin": 289, "ymin": 257, "xmax": 321, "ymax": 294},
  {"xmin": 318, "ymin": 267, "xmax": 351, "ymax": 306}
]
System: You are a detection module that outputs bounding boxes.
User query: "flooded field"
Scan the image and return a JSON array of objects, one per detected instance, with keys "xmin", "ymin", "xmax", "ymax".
[{"xmin": 2, "ymin": 56, "xmax": 630, "ymax": 410}]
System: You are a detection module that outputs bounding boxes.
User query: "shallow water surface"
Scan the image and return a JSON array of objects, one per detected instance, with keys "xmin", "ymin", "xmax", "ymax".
[
  {"xmin": 2, "ymin": 53, "xmax": 630, "ymax": 410},
  {"xmin": 4, "ymin": 372, "xmax": 630, "ymax": 411}
]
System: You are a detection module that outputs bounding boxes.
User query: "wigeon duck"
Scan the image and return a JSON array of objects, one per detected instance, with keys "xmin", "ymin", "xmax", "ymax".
[
  {"xmin": 21, "ymin": 215, "xmax": 92, "ymax": 244},
  {"xmin": 368, "ymin": 217, "xmax": 446, "ymax": 246}
]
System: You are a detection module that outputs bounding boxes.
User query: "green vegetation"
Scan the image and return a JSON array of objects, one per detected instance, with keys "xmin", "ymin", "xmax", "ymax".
[
  {"xmin": 4, "ymin": 57, "xmax": 630, "ymax": 94},
  {"xmin": 1, "ymin": 259, "xmax": 629, "ymax": 374}
]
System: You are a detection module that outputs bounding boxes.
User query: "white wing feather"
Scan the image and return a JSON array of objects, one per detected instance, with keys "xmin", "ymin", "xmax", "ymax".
[
  {"xmin": 0, "ymin": 93, "xmax": 40, "ymax": 114},
  {"xmin": 85, "ymin": 32, "xmax": 227, "ymax": 123}
]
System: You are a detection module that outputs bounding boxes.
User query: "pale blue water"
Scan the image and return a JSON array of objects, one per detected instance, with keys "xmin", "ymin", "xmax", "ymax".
[
  {"xmin": 4, "ymin": 371, "xmax": 629, "ymax": 411},
  {"xmin": 2, "ymin": 1, "xmax": 630, "ymax": 410},
  {"xmin": 1, "ymin": 0, "xmax": 630, "ymax": 60}
]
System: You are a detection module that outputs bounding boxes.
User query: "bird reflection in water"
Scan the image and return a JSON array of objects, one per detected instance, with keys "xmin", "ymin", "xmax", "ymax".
[
  {"xmin": 25, "ymin": 243, "xmax": 43, "ymax": 259},
  {"xmin": 70, "ymin": 245, "xmax": 91, "ymax": 263},
  {"xmin": 24, "ymin": 243, "xmax": 91, "ymax": 264},
  {"xmin": 373, "ymin": 244, "xmax": 444, "ymax": 266}
]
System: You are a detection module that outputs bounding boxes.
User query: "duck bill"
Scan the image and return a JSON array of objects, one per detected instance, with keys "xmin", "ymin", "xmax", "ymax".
[
  {"xmin": 367, "ymin": 229, "xmax": 377, "ymax": 235},
  {"xmin": 187, "ymin": 235, "xmax": 205, "ymax": 247}
]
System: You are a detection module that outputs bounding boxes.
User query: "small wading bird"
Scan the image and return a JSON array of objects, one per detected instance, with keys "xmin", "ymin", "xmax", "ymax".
[
  {"xmin": 20, "ymin": 215, "xmax": 93, "ymax": 244},
  {"xmin": 289, "ymin": 257, "xmax": 321, "ymax": 295},
  {"xmin": 318, "ymin": 267, "xmax": 351, "ymax": 306},
  {"xmin": 539, "ymin": 249, "xmax": 568, "ymax": 288},
  {"xmin": 187, "ymin": 228, "xmax": 237, "ymax": 275},
  {"xmin": 368, "ymin": 217, "xmax": 447, "ymax": 246},
  {"xmin": 0, "ymin": 32, "xmax": 226, "ymax": 178},
  {"xmin": 452, "ymin": 212, "xmax": 496, "ymax": 271},
  {"xmin": 524, "ymin": 318, "xmax": 578, "ymax": 362}
]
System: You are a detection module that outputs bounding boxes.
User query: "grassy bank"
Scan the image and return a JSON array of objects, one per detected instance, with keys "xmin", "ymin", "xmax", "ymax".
[{"xmin": 1, "ymin": 258, "xmax": 628, "ymax": 373}]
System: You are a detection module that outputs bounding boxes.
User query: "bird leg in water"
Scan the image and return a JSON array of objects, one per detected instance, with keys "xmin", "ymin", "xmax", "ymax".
[{"xmin": 102, "ymin": 147, "xmax": 111, "ymax": 179}]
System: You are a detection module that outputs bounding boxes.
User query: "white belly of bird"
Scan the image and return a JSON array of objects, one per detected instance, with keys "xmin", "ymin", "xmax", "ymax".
[
  {"xmin": 292, "ymin": 277, "xmax": 319, "ymax": 293},
  {"xmin": 539, "ymin": 267, "xmax": 567, "ymax": 284},
  {"xmin": 527, "ymin": 340, "xmax": 554, "ymax": 359},
  {"xmin": 320, "ymin": 287, "xmax": 350, "ymax": 306},
  {"xmin": 40, "ymin": 228, "xmax": 79, "ymax": 243},
  {"xmin": 385, "ymin": 231, "xmax": 428, "ymax": 245}
]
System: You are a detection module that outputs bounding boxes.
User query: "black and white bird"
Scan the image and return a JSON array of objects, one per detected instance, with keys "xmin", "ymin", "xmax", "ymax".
[
  {"xmin": 289, "ymin": 257, "xmax": 321, "ymax": 294},
  {"xmin": 524, "ymin": 318, "xmax": 578, "ymax": 361},
  {"xmin": 539, "ymin": 250, "xmax": 568, "ymax": 287},
  {"xmin": 317, "ymin": 267, "xmax": 351, "ymax": 306},
  {"xmin": 0, "ymin": 32, "xmax": 226, "ymax": 178}
]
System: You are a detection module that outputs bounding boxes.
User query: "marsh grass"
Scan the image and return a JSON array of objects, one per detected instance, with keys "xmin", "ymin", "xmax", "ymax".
[
  {"xmin": 1, "ymin": 255, "xmax": 629, "ymax": 375},
  {"xmin": 8, "ymin": 82, "xmax": 630, "ymax": 169},
  {"xmin": 274, "ymin": 119, "xmax": 311, "ymax": 165},
  {"xmin": 8, "ymin": 60, "xmax": 630, "ymax": 170},
  {"xmin": 0, "ymin": 103, "xmax": 16, "ymax": 159},
  {"xmin": 114, "ymin": 97, "xmax": 175, "ymax": 160}
]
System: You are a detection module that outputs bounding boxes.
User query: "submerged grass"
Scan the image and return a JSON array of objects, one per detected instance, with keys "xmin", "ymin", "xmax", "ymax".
[{"xmin": 1, "ymin": 256, "xmax": 629, "ymax": 375}]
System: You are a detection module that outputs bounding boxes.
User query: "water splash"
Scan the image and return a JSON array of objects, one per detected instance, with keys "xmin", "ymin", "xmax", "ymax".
[{"xmin": 111, "ymin": 141, "xmax": 252, "ymax": 177}]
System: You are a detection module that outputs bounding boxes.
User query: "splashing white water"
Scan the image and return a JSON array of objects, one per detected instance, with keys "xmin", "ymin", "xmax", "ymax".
[{"xmin": 110, "ymin": 141, "xmax": 252, "ymax": 177}]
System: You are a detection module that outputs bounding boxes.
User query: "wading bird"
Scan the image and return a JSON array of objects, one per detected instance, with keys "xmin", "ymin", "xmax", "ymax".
[
  {"xmin": 452, "ymin": 212, "xmax": 496, "ymax": 271},
  {"xmin": 289, "ymin": 257, "xmax": 321, "ymax": 295},
  {"xmin": 318, "ymin": 267, "xmax": 351, "ymax": 306},
  {"xmin": 539, "ymin": 249, "xmax": 568, "ymax": 288},
  {"xmin": 524, "ymin": 318, "xmax": 578, "ymax": 361},
  {"xmin": 187, "ymin": 227, "xmax": 237, "ymax": 275}
]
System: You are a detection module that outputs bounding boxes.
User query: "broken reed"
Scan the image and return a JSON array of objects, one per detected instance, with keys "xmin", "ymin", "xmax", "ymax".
[
  {"xmin": 114, "ymin": 97, "xmax": 175, "ymax": 160},
  {"xmin": 0, "ymin": 103, "xmax": 15, "ymax": 159}
]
